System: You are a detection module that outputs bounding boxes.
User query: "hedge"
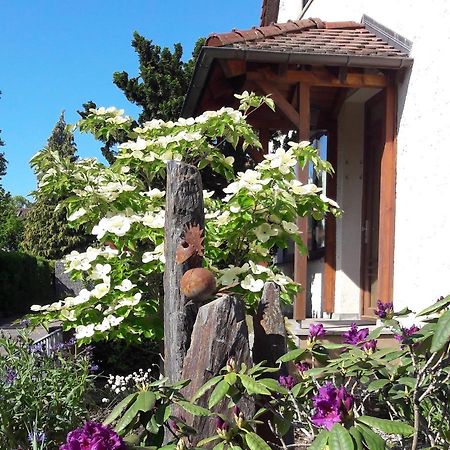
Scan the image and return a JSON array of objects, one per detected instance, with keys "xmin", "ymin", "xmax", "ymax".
[{"xmin": 0, "ymin": 251, "xmax": 55, "ymax": 317}]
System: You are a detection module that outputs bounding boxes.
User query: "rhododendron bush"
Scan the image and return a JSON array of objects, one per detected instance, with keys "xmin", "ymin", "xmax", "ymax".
[{"xmin": 28, "ymin": 93, "xmax": 339, "ymax": 343}]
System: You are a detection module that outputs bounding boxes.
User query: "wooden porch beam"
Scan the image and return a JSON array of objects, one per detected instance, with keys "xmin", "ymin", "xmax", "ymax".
[
  {"xmin": 377, "ymin": 76, "xmax": 397, "ymax": 304},
  {"xmin": 219, "ymin": 59, "xmax": 247, "ymax": 78},
  {"xmin": 294, "ymin": 83, "xmax": 310, "ymax": 321},
  {"xmin": 248, "ymin": 70, "xmax": 387, "ymax": 89},
  {"xmin": 255, "ymin": 79, "xmax": 300, "ymax": 128}
]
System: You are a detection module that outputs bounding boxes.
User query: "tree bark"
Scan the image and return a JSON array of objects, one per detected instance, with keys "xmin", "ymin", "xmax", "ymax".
[{"xmin": 163, "ymin": 160, "xmax": 204, "ymax": 383}]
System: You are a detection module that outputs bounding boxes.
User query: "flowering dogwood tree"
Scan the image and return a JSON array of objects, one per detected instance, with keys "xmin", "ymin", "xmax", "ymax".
[{"xmin": 28, "ymin": 93, "xmax": 339, "ymax": 343}]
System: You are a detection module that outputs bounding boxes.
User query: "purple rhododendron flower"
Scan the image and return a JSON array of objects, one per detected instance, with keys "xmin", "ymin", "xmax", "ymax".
[
  {"xmin": 374, "ymin": 300, "xmax": 394, "ymax": 319},
  {"xmin": 295, "ymin": 362, "xmax": 311, "ymax": 373},
  {"xmin": 362, "ymin": 339, "xmax": 377, "ymax": 353},
  {"xmin": 342, "ymin": 323, "xmax": 369, "ymax": 345},
  {"xmin": 215, "ymin": 416, "xmax": 229, "ymax": 432},
  {"xmin": 395, "ymin": 325, "xmax": 420, "ymax": 344},
  {"xmin": 278, "ymin": 375, "xmax": 297, "ymax": 390},
  {"xmin": 59, "ymin": 422, "xmax": 126, "ymax": 450},
  {"xmin": 309, "ymin": 323, "xmax": 326, "ymax": 339},
  {"xmin": 311, "ymin": 383, "xmax": 354, "ymax": 430}
]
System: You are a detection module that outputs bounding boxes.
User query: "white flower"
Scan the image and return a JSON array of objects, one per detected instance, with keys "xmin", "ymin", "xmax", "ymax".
[
  {"xmin": 320, "ymin": 193, "xmax": 339, "ymax": 208},
  {"xmin": 203, "ymin": 190, "xmax": 215, "ymax": 199},
  {"xmin": 75, "ymin": 324, "xmax": 96, "ymax": 339},
  {"xmin": 254, "ymin": 223, "xmax": 278, "ymax": 243},
  {"xmin": 241, "ymin": 275, "xmax": 265, "ymax": 292},
  {"xmin": 142, "ymin": 210, "xmax": 165, "ymax": 228},
  {"xmin": 30, "ymin": 304, "xmax": 42, "ymax": 312},
  {"xmin": 116, "ymin": 293, "xmax": 142, "ymax": 308},
  {"xmin": 115, "ymin": 279, "xmax": 135, "ymax": 292},
  {"xmin": 218, "ymin": 263, "xmax": 249, "ymax": 285},
  {"xmin": 92, "ymin": 282, "xmax": 110, "ymax": 299},
  {"xmin": 290, "ymin": 180, "xmax": 320, "ymax": 196},
  {"xmin": 106, "ymin": 215, "xmax": 132, "ymax": 237},
  {"xmin": 223, "ymin": 169, "xmax": 270, "ymax": 195},
  {"xmin": 216, "ymin": 211, "xmax": 230, "ymax": 225},
  {"xmin": 229, "ymin": 204, "xmax": 241, "ymax": 213},
  {"xmin": 68, "ymin": 208, "xmax": 87, "ymax": 222},
  {"xmin": 288, "ymin": 140, "xmax": 310, "ymax": 149},
  {"xmin": 142, "ymin": 188, "xmax": 165, "ymax": 199},
  {"xmin": 91, "ymin": 263, "xmax": 112, "ymax": 281},
  {"xmin": 249, "ymin": 260, "xmax": 270, "ymax": 275},
  {"xmin": 265, "ymin": 148, "xmax": 297, "ymax": 174},
  {"xmin": 142, "ymin": 252, "xmax": 158, "ymax": 263},
  {"xmin": 281, "ymin": 220, "xmax": 299, "ymax": 234}
]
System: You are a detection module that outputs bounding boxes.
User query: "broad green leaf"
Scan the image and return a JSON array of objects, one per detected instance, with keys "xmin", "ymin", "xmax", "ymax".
[
  {"xmin": 276, "ymin": 348, "xmax": 306, "ymax": 363},
  {"xmin": 349, "ymin": 427, "xmax": 363, "ymax": 450},
  {"xmin": 209, "ymin": 380, "xmax": 230, "ymax": 408},
  {"xmin": 367, "ymin": 379, "xmax": 390, "ymax": 392},
  {"xmin": 176, "ymin": 400, "xmax": 210, "ymax": 417},
  {"xmin": 322, "ymin": 343, "xmax": 348, "ymax": 350},
  {"xmin": 356, "ymin": 416, "xmax": 414, "ymax": 436},
  {"xmin": 103, "ymin": 392, "xmax": 138, "ymax": 425},
  {"xmin": 367, "ymin": 326, "xmax": 385, "ymax": 340},
  {"xmin": 356, "ymin": 424, "xmax": 385, "ymax": 450},
  {"xmin": 115, "ymin": 399, "xmax": 141, "ymax": 433},
  {"xmin": 225, "ymin": 372, "xmax": 237, "ymax": 385},
  {"xmin": 212, "ymin": 442, "xmax": 225, "ymax": 450},
  {"xmin": 258, "ymin": 378, "xmax": 288, "ymax": 395},
  {"xmin": 397, "ymin": 377, "xmax": 417, "ymax": 388},
  {"xmin": 328, "ymin": 423, "xmax": 354, "ymax": 450},
  {"xmin": 192, "ymin": 376, "xmax": 222, "ymax": 402},
  {"xmin": 431, "ymin": 309, "xmax": 450, "ymax": 353},
  {"xmin": 197, "ymin": 435, "xmax": 221, "ymax": 446},
  {"xmin": 135, "ymin": 391, "xmax": 156, "ymax": 412},
  {"xmin": 417, "ymin": 295, "xmax": 450, "ymax": 317},
  {"xmin": 274, "ymin": 411, "xmax": 293, "ymax": 436},
  {"xmin": 308, "ymin": 429, "xmax": 329, "ymax": 450},
  {"xmin": 239, "ymin": 374, "xmax": 271, "ymax": 395},
  {"xmin": 253, "ymin": 407, "xmax": 268, "ymax": 419},
  {"xmin": 245, "ymin": 431, "xmax": 272, "ymax": 450}
]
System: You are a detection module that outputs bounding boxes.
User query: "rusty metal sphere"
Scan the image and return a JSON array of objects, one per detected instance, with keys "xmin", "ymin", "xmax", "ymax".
[{"xmin": 180, "ymin": 267, "xmax": 216, "ymax": 301}]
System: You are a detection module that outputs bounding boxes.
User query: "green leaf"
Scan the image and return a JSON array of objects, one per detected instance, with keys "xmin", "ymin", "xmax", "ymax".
[
  {"xmin": 197, "ymin": 435, "xmax": 221, "ymax": 446},
  {"xmin": 192, "ymin": 376, "xmax": 222, "ymax": 402},
  {"xmin": 239, "ymin": 374, "xmax": 271, "ymax": 395},
  {"xmin": 366, "ymin": 326, "xmax": 385, "ymax": 340},
  {"xmin": 356, "ymin": 424, "xmax": 385, "ymax": 450},
  {"xmin": 356, "ymin": 416, "xmax": 414, "ymax": 436},
  {"xmin": 258, "ymin": 378, "xmax": 288, "ymax": 395},
  {"xmin": 431, "ymin": 309, "xmax": 450, "ymax": 353},
  {"xmin": 397, "ymin": 377, "xmax": 417, "ymax": 388},
  {"xmin": 115, "ymin": 399, "xmax": 141, "ymax": 433},
  {"xmin": 135, "ymin": 391, "xmax": 156, "ymax": 412},
  {"xmin": 349, "ymin": 427, "xmax": 363, "ymax": 450},
  {"xmin": 224, "ymin": 372, "xmax": 237, "ymax": 385},
  {"xmin": 367, "ymin": 379, "xmax": 390, "ymax": 392},
  {"xmin": 274, "ymin": 411, "xmax": 293, "ymax": 436},
  {"xmin": 245, "ymin": 431, "xmax": 272, "ymax": 450},
  {"xmin": 209, "ymin": 380, "xmax": 230, "ymax": 408},
  {"xmin": 308, "ymin": 429, "xmax": 329, "ymax": 450},
  {"xmin": 176, "ymin": 400, "xmax": 210, "ymax": 417},
  {"xmin": 417, "ymin": 295, "xmax": 450, "ymax": 317},
  {"xmin": 212, "ymin": 442, "xmax": 225, "ymax": 450},
  {"xmin": 103, "ymin": 392, "xmax": 138, "ymax": 425},
  {"xmin": 276, "ymin": 348, "xmax": 306, "ymax": 363},
  {"xmin": 328, "ymin": 423, "xmax": 354, "ymax": 450}
]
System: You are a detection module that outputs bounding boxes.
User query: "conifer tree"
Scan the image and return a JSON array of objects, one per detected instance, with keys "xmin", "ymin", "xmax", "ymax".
[{"xmin": 22, "ymin": 113, "xmax": 92, "ymax": 259}]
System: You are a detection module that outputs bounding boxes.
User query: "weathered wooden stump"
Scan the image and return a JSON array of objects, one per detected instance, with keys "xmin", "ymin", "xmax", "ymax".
[
  {"xmin": 253, "ymin": 282, "xmax": 287, "ymax": 371},
  {"xmin": 163, "ymin": 161, "xmax": 204, "ymax": 383},
  {"xmin": 181, "ymin": 295, "xmax": 254, "ymax": 446}
]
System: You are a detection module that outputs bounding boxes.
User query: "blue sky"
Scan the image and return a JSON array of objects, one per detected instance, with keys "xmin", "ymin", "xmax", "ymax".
[{"xmin": 0, "ymin": 0, "xmax": 261, "ymax": 197}]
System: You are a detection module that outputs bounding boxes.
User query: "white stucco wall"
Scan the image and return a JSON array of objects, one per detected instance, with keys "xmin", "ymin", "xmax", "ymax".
[
  {"xmin": 278, "ymin": 0, "xmax": 305, "ymax": 23},
  {"xmin": 334, "ymin": 101, "xmax": 364, "ymax": 314},
  {"xmin": 283, "ymin": 0, "xmax": 450, "ymax": 312}
]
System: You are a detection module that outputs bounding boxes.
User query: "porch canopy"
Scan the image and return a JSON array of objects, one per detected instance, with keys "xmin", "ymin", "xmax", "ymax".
[{"xmin": 182, "ymin": 17, "xmax": 413, "ymax": 320}]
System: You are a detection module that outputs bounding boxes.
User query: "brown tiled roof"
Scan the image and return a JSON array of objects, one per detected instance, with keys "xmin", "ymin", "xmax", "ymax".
[{"xmin": 206, "ymin": 18, "xmax": 409, "ymax": 58}]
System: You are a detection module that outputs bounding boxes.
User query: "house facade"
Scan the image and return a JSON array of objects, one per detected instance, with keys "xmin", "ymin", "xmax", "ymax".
[{"xmin": 183, "ymin": 0, "xmax": 450, "ymax": 320}]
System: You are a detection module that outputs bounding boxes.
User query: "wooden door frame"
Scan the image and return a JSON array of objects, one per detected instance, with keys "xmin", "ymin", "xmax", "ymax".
[{"xmin": 360, "ymin": 77, "xmax": 397, "ymax": 316}]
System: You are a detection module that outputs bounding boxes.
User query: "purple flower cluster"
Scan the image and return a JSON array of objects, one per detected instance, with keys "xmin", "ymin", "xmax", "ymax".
[
  {"xmin": 278, "ymin": 375, "xmax": 297, "ymax": 390},
  {"xmin": 28, "ymin": 430, "xmax": 46, "ymax": 445},
  {"xmin": 59, "ymin": 422, "xmax": 126, "ymax": 450},
  {"xmin": 5, "ymin": 367, "xmax": 18, "ymax": 386},
  {"xmin": 361, "ymin": 339, "xmax": 377, "ymax": 354},
  {"xmin": 309, "ymin": 323, "xmax": 326, "ymax": 340},
  {"xmin": 311, "ymin": 383, "xmax": 354, "ymax": 430},
  {"xmin": 395, "ymin": 325, "xmax": 420, "ymax": 345},
  {"xmin": 295, "ymin": 362, "xmax": 311, "ymax": 374},
  {"xmin": 342, "ymin": 323, "xmax": 369, "ymax": 345},
  {"xmin": 374, "ymin": 300, "xmax": 394, "ymax": 319}
]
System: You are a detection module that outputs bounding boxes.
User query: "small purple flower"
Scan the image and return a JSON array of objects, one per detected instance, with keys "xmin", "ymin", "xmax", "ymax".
[
  {"xmin": 29, "ymin": 342, "xmax": 46, "ymax": 354},
  {"xmin": 59, "ymin": 421, "xmax": 126, "ymax": 450},
  {"xmin": 374, "ymin": 300, "xmax": 394, "ymax": 319},
  {"xmin": 309, "ymin": 323, "xmax": 326, "ymax": 340},
  {"xmin": 311, "ymin": 383, "xmax": 354, "ymax": 430},
  {"xmin": 89, "ymin": 363, "xmax": 99, "ymax": 373},
  {"xmin": 342, "ymin": 323, "xmax": 369, "ymax": 346},
  {"xmin": 215, "ymin": 416, "xmax": 229, "ymax": 432},
  {"xmin": 28, "ymin": 430, "xmax": 46, "ymax": 445},
  {"xmin": 295, "ymin": 362, "xmax": 311, "ymax": 374},
  {"xmin": 362, "ymin": 339, "xmax": 377, "ymax": 354},
  {"xmin": 5, "ymin": 367, "xmax": 18, "ymax": 386},
  {"xmin": 278, "ymin": 375, "xmax": 297, "ymax": 390},
  {"xmin": 395, "ymin": 325, "xmax": 420, "ymax": 344}
]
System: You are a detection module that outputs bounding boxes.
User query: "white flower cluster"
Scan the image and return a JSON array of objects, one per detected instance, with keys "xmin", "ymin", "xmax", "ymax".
[
  {"xmin": 64, "ymin": 246, "xmax": 118, "ymax": 273},
  {"xmin": 106, "ymin": 368, "xmax": 153, "ymax": 394}
]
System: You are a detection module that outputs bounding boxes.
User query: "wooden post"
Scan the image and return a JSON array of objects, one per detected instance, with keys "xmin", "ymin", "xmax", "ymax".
[
  {"xmin": 323, "ymin": 120, "xmax": 338, "ymax": 314},
  {"xmin": 163, "ymin": 161, "xmax": 204, "ymax": 382},
  {"xmin": 294, "ymin": 83, "xmax": 310, "ymax": 320},
  {"xmin": 377, "ymin": 76, "xmax": 397, "ymax": 303}
]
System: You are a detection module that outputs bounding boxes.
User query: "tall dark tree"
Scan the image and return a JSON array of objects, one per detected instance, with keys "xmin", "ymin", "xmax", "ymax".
[{"xmin": 22, "ymin": 113, "xmax": 92, "ymax": 260}]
